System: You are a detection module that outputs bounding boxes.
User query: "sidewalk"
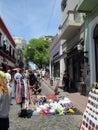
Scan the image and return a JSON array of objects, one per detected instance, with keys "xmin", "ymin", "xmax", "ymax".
[{"xmin": 44, "ymin": 79, "xmax": 88, "ymax": 114}]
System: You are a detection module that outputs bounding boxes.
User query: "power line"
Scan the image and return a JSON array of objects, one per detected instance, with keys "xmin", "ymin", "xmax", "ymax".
[{"xmin": 46, "ymin": 0, "xmax": 57, "ymax": 34}]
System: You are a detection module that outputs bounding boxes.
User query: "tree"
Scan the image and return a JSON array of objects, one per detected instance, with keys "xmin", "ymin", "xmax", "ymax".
[{"xmin": 23, "ymin": 38, "xmax": 50, "ymax": 68}]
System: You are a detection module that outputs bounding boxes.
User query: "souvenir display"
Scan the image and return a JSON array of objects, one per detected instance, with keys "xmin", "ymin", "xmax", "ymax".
[
  {"xmin": 25, "ymin": 94, "xmax": 75, "ymax": 116},
  {"xmin": 80, "ymin": 88, "xmax": 98, "ymax": 130}
]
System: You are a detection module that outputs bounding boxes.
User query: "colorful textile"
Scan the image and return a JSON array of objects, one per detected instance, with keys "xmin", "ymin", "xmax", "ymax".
[
  {"xmin": 16, "ymin": 80, "xmax": 22, "ymax": 104},
  {"xmin": 46, "ymin": 94, "xmax": 57, "ymax": 99}
]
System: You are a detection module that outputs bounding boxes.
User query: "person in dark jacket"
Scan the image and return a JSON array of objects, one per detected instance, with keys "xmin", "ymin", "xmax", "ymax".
[
  {"xmin": 63, "ymin": 70, "xmax": 70, "ymax": 92},
  {"xmin": 28, "ymin": 70, "xmax": 37, "ymax": 87},
  {"xmin": 28, "ymin": 70, "xmax": 37, "ymax": 102}
]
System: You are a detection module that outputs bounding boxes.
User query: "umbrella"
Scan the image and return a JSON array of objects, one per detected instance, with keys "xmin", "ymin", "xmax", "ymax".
[{"xmin": 12, "ymin": 68, "xmax": 22, "ymax": 71}]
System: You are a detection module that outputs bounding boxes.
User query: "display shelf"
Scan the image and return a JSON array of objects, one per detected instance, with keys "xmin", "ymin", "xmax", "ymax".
[{"xmin": 80, "ymin": 88, "xmax": 98, "ymax": 130}]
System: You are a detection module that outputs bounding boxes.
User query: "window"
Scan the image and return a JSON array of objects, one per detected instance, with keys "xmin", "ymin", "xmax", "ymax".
[
  {"xmin": 0, "ymin": 32, "xmax": 2, "ymax": 48},
  {"xmin": 9, "ymin": 45, "xmax": 11, "ymax": 56},
  {"xmin": 53, "ymin": 61, "xmax": 60, "ymax": 77},
  {"xmin": 61, "ymin": 0, "xmax": 67, "ymax": 11}
]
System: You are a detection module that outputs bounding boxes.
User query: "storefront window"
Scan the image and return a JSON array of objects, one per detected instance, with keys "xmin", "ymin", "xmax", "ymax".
[
  {"xmin": 53, "ymin": 61, "xmax": 60, "ymax": 77},
  {"xmin": 67, "ymin": 54, "xmax": 83, "ymax": 82}
]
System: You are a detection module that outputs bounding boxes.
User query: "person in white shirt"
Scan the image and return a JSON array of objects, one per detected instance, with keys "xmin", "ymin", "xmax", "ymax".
[
  {"xmin": 6, "ymin": 70, "xmax": 11, "ymax": 87},
  {"xmin": 41, "ymin": 68, "xmax": 45, "ymax": 80}
]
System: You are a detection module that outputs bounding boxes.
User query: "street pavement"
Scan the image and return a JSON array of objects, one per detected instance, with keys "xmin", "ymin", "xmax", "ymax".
[
  {"xmin": 44, "ymin": 79, "xmax": 88, "ymax": 113},
  {"xmin": 9, "ymin": 81, "xmax": 83, "ymax": 130}
]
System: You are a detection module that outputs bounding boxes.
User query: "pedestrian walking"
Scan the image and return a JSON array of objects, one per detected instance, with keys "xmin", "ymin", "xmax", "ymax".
[
  {"xmin": 0, "ymin": 70, "xmax": 12, "ymax": 130},
  {"xmin": 63, "ymin": 70, "xmax": 70, "ymax": 92}
]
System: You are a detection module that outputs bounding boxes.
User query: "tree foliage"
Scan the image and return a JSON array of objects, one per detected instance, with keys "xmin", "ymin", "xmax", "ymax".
[{"xmin": 23, "ymin": 38, "xmax": 50, "ymax": 68}]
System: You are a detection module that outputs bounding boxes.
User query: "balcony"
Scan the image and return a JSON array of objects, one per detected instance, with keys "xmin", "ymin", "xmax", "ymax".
[
  {"xmin": 0, "ymin": 50, "xmax": 16, "ymax": 63},
  {"xmin": 77, "ymin": 0, "xmax": 98, "ymax": 12},
  {"xmin": 60, "ymin": 11, "xmax": 84, "ymax": 40}
]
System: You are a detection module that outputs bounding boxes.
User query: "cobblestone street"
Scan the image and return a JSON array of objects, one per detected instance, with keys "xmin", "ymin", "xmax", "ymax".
[{"xmin": 9, "ymin": 81, "xmax": 82, "ymax": 130}]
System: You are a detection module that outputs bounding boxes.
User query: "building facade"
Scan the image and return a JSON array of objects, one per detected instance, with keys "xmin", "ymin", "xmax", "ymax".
[
  {"xmin": 0, "ymin": 17, "xmax": 16, "ymax": 72},
  {"xmin": 13, "ymin": 37, "xmax": 27, "ymax": 69},
  {"xmin": 50, "ymin": 0, "xmax": 98, "ymax": 95},
  {"xmin": 49, "ymin": 34, "xmax": 65, "ymax": 85},
  {"xmin": 77, "ymin": 0, "xmax": 98, "ymax": 93},
  {"xmin": 60, "ymin": 0, "xmax": 85, "ymax": 92}
]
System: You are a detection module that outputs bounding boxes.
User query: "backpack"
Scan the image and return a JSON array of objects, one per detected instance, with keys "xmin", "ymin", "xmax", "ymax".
[
  {"xmin": 18, "ymin": 109, "xmax": 27, "ymax": 118},
  {"xmin": 18, "ymin": 109, "xmax": 33, "ymax": 118}
]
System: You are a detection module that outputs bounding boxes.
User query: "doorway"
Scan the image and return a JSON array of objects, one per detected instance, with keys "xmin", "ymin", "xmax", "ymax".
[{"xmin": 94, "ymin": 24, "xmax": 98, "ymax": 81}]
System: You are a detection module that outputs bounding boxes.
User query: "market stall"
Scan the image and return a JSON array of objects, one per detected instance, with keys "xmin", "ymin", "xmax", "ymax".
[
  {"xmin": 23, "ymin": 94, "xmax": 75, "ymax": 116},
  {"xmin": 79, "ymin": 87, "xmax": 98, "ymax": 130}
]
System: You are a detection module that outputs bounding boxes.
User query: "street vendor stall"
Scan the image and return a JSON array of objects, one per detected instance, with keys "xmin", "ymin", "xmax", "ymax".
[{"xmin": 24, "ymin": 94, "xmax": 75, "ymax": 116}]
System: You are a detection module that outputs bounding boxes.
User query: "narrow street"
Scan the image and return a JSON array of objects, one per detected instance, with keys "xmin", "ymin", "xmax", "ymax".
[{"xmin": 9, "ymin": 81, "xmax": 82, "ymax": 130}]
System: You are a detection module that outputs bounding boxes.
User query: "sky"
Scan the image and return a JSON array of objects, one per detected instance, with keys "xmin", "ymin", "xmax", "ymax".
[{"xmin": 0, "ymin": 0, "xmax": 61, "ymax": 43}]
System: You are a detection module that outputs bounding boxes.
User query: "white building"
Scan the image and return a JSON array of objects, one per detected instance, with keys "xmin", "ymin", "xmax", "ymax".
[
  {"xmin": 13, "ymin": 37, "xmax": 27, "ymax": 69},
  {"xmin": 13, "ymin": 37, "xmax": 26, "ymax": 50}
]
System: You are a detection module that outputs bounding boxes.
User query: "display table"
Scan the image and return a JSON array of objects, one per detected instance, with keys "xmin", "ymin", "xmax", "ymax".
[
  {"xmin": 26, "ymin": 94, "xmax": 75, "ymax": 116},
  {"xmin": 79, "ymin": 88, "xmax": 98, "ymax": 130}
]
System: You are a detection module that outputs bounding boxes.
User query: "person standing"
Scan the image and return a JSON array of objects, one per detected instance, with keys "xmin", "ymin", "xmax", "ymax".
[
  {"xmin": 22, "ymin": 72, "xmax": 29, "ymax": 108},
  {"xmin": 0, "ymin": 70, "xmax": 12, "ymax": 130},
  {"xmin": 28, "ymin": 70, "xmax": 37, "ymax": 103},
  {"xmin": 14, "ymin": 70, "xmax": 25, "ymax": 109},
  {"xmin": 41, "ymin": 68, "xmax": 45, "ymax": 80},
  {"xmin": 63, "ymin": 70, "xmax": 70, "ymax": 92},
  {"xmin": 28, "ymin": 70, "xmax": 37, "ymax": 86},
  {"xmin": 5, "ymin": 70, "xmax": 12, "ymax": 88}
]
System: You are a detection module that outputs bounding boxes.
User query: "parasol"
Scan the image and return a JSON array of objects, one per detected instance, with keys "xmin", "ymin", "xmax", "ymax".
[{"xmin": 12, "ymin": 68, "xmax": 22, "ymax": 71}]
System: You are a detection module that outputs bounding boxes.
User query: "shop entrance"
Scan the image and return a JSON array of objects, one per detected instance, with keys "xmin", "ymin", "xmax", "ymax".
[{"xmin": 94, "ymin": 24, "xmax": 98, "ymax": 81}]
